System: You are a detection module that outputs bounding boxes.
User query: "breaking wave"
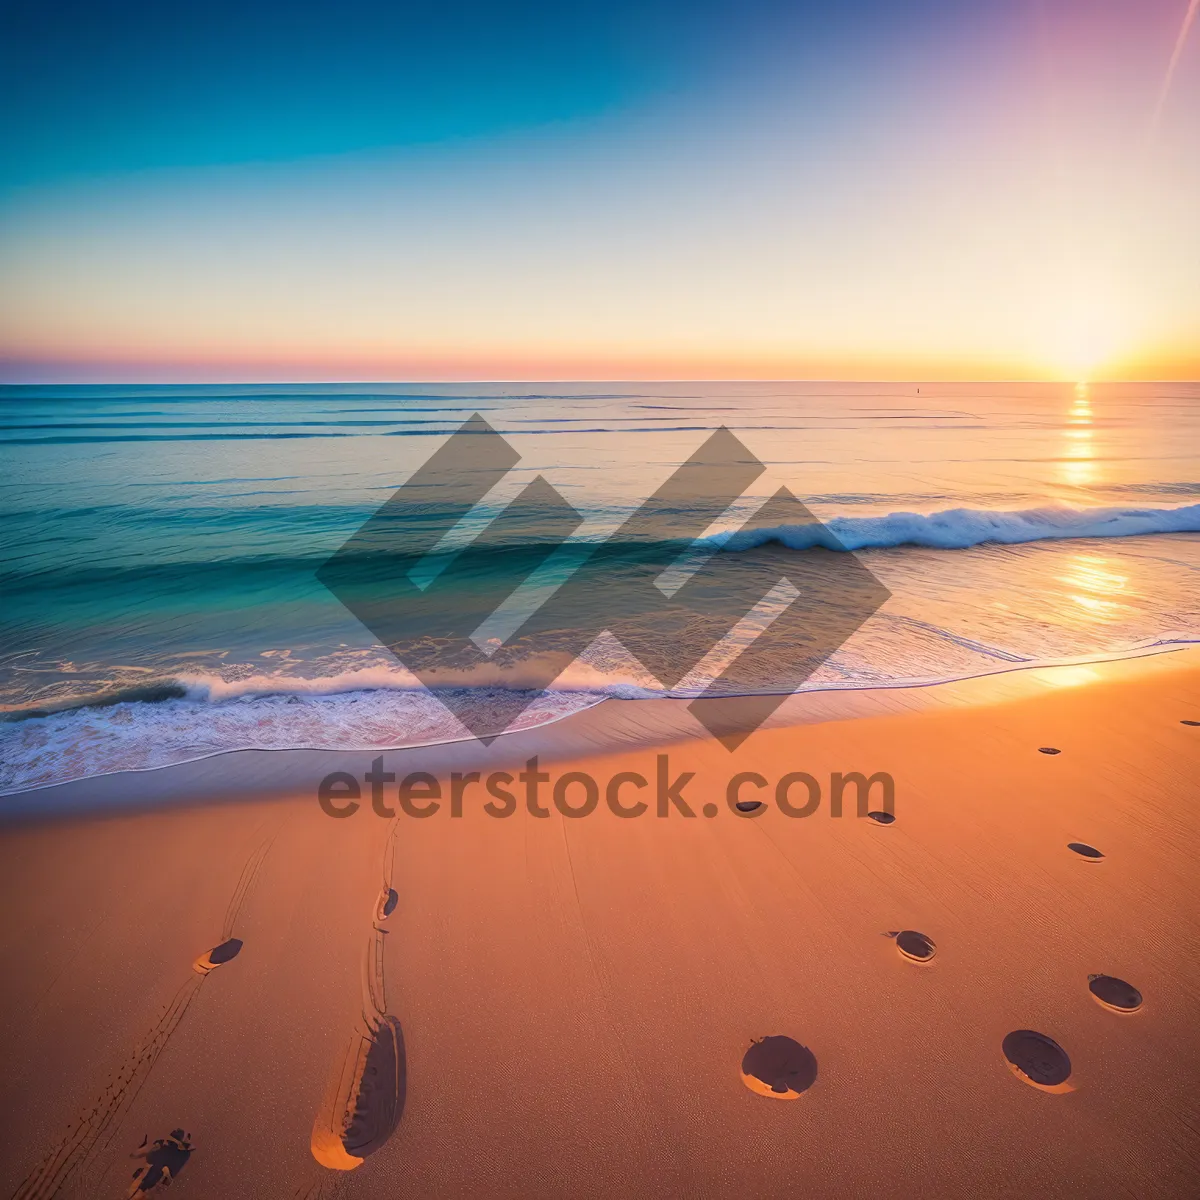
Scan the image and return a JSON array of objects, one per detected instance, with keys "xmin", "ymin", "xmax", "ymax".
[
  {"xmin": 0, "ymin": 680, "xmax": 607, "ymax": 796},
  {"xmin": 718, "ymin": 502, "xmax": 1200, "ymax": 553}
]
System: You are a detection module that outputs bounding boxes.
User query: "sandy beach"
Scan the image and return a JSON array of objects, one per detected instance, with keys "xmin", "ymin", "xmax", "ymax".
[
  {"xmin": 2, "ymin": 648, "xmax": 1199, "ymax": 1198},
  {"xmin": 8, "ymin": 0, "xmax": 1200, "ymax": 1192}
]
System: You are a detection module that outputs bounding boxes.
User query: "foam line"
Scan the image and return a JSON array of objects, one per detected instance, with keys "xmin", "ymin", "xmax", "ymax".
[{"xmin": 717, "ymin": 503, "xmax": 1200, "ymax": 553}]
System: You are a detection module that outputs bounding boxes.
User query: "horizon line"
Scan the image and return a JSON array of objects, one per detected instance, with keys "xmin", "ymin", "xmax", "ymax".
[{"xmin": 2, "ymin": 376, "xmax": 1198, "ymax": 387}]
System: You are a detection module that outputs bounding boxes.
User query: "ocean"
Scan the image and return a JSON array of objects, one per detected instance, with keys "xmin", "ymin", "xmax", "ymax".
[{"xmin": 2, "ymin": 381, "xmax": 1197, "ymax": 794}]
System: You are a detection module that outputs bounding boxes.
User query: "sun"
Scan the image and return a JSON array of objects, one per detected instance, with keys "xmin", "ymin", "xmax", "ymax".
[{"xmin": 1039, "ymin": 298, "xmax": 1132, "ymax": 382}]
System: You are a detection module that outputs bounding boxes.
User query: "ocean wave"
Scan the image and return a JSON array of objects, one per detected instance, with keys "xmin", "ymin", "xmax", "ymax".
[
  {"xmin": 0, "ymin": 682, "xmax": 607, "ymax": 796},
  {"xmin": 1, "ymin": 656, "xmax": 685, "ymax": 723},
  {"xmin": 3, "ymin": 639, "xmax": 1196, "ymax": 796},
  {"xmin": 717, "ymin": 503, "xmax": 1200, "ymax": 553}
]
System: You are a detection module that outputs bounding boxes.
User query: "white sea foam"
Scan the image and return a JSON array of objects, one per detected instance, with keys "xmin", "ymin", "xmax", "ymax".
[
  {"xmin": 3, "ymin": 638, "xmax": 1195, "ymax": 797},
  {"xmin": 0, "ymin": 684, "xmax": 606, "ymax": 796},
  {"xmin": 3, "ymin": 501, "xmax": 1198, "ymax": 797},
  {"xmin": 718, "ymin": 502, "xmax": 1200, "ymax": 553}
]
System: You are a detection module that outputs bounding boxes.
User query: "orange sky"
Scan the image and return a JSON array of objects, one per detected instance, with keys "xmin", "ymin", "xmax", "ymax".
[{"xmin": 1, "ymin": 0, "xmax": 1197, "ymax": 382}]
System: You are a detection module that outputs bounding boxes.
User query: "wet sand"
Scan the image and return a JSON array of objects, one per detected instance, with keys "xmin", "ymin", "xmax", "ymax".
[{"xmin": 1, "ymin": 648, "xmax": 1199, "ymax": 1197}]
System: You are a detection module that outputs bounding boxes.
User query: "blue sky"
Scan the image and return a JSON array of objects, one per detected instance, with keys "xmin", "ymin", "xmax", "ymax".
[
  {"xmin": 1, "ymin": 0, "xmax": 1197, "ymax": 380},
  {"xmin": 1, "ymin": 0, "xmax": 967, "ymax": 186}
]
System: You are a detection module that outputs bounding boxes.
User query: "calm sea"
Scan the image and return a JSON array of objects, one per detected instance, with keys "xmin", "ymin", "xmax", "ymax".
[{"xmin": 2, "ymin": 381, "xmax": 1197, "ymax": 792}]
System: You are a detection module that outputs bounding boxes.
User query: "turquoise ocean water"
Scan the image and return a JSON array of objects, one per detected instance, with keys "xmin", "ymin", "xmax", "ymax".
[{"xmin": 2, "ymin": 382, "xmax": 1197, "ymax": 793}]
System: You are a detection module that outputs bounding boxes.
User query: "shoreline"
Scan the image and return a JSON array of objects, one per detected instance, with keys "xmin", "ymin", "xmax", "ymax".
[
  {"xmin": 4, "ymin": 642, "xmax": 1197, "ymax": 823},
  {"xmin": 1, "ymin": 637, "xmax": 1197, "ymax": 1196}
]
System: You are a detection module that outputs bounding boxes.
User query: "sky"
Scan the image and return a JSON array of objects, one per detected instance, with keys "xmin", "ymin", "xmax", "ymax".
[{"xmin": 0, "ymin": 0, "xmax": 1197, "ymax": 382}]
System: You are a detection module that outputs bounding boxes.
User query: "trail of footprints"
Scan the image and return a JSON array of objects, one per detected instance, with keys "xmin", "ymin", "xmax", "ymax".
[
  {"xmin": 13, "ymin": 719, "xmax": 1196, "ymax": 1194},
  {"xmin": 13, "ymin": 833, "xmax": 275, "ymax": 1199},
  {"xmin": 309, "ymin": 818, "xmax": 406, "ymax": 1174},
  {"xmin": 745, "ymin": 736, "xmax": 1166, "ymax": 1098}
]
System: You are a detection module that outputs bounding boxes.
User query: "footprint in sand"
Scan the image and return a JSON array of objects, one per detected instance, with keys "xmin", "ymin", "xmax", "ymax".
[
  {"xmin": 125, "ymin": 1129, "xmax": 194, "ymax": 1196},
  {"xmin": 866, "ymin": 810, "xmax": 895, "ymax": 825},
  {"xmin": 192, "ymin": 832, "xmax": 275, "ymax": 973},
  {"xmin": 192, "ymin": 937, "xmax": 243, "ymax": 976},
  {"xmin": 1067, "ymin": 841, "xmax": 1104, "ymax": 861},
  {"xmin": 375, "ymin": 887, "xmax": 398, "ymax": 921},
  {"xmin": 1002, "ymin": 1030, "xmax": 1073, "ymax": 1092},
  {"xmin": 13, "ymin": 832, "xmax": 276, "ymax": 1200},
  {"xmin": 1088, "ymin": 974, "xmax": 1143, "ymax": 1013},
  {"xmin": 889, "ymin": 930, "xmax": 936, "ymax": 963},
  {"xmin": 311, "ymin": 1012, "xmax": 406, "ymax": 1171},
  {"xmin": 740, "ymin": 1036, "xmax": 818, "ymax": 1100},
  {"xmin": 1038, "ymin": 746, "xmax": 1061, "ymax": 755},
  {"xmin": 311, "ymin": 928, "xmax": 407, "ymax": 1171},
  {"xmin": 312, "ymin": 824, "xmax": 407, "ymax": 1171}
]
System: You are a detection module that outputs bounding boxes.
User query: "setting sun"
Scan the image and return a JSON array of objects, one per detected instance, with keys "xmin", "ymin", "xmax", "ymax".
[{"xmin": 1, "ymin": 5, "xmax": 1198, "ymax": 1198}]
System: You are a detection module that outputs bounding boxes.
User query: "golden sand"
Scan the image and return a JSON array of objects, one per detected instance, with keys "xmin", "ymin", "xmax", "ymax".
[{"xmin": 2, "ymin": 648, "xmax": 1198, "ymax": 1197}]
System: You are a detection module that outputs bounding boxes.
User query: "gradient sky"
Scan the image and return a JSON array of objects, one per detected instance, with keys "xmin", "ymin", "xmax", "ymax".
[{"xmin": 1, "ymin": 0, "xmax": 1197, "ymax": 381}]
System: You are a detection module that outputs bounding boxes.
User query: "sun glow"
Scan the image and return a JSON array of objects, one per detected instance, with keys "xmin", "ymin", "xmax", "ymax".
[
  {"xmin": 1057, "ymin": 553, "xmax": 1131, "ymax": 623},
  {"xmin": 1059, "ymin": 385, "xmax": 1098, "ymax": 487},
  {"xmin": 1038, "ymin": 665, "xmax": 1102, "ymax": 689},
  {"xmin": 1, "ymin": 0, "xmax": 1196, "ymax": 383},
  {"xmin": 1041, "ymin": 298, "xmax": 1132, "ymax": 383}
]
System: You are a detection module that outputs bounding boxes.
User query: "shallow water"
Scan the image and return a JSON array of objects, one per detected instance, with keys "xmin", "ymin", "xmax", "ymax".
[{"xmin": 2, "ymin": 381, "xmax": 1197, "ymax": 791}]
